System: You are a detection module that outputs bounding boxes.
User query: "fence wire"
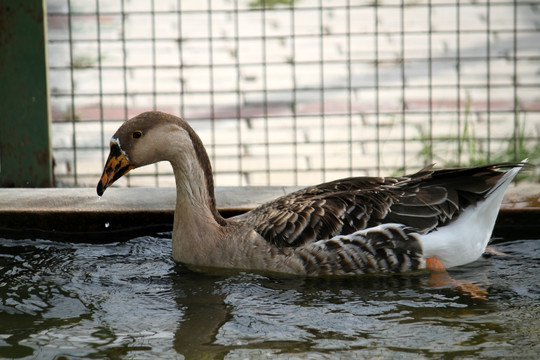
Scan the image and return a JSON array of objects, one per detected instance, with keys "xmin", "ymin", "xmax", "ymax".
[{"xmin": 47, "ymin": 0, "xmax": 540, "ymax": 187}]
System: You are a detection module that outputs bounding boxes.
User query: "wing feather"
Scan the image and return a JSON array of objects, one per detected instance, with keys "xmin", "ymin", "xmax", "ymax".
[{"xmin": 232, "ymin": 163, "xmax": 523, "ymax": 248}]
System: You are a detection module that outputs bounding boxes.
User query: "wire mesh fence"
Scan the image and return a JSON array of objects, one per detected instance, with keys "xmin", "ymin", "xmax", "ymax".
[{"xmin": 47, "ymin": 0, "xmax": 540, "ymax": 188}]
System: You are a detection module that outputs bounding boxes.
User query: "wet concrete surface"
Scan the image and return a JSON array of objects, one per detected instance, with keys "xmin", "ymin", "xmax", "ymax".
[
  {"xmin": 1, "ymin": 184, "xmax": 539, "ymax": 242},
  {"xmin": 0, "ymin": 186, "xmax": 299, "ymax": 241}
]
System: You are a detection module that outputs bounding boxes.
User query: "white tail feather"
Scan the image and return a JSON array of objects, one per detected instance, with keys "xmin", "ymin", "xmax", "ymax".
[{"xmin": 419, "ymin": 163, "xmax": 523, "ymax": 268}]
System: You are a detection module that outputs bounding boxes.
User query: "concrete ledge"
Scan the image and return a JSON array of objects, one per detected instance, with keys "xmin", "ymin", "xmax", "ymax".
[
  {"xmin": 0, "ymin": 186, "xmax": 300, "ymax": 241},
  {"xmin": 1, "ymin": 184, "xmax": 539, "ymax": 242}
]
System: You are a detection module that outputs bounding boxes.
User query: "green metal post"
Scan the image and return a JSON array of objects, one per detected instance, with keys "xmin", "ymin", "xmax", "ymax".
[{"xmin": 0, "ymin": 0, "xmax": 53, "ymax": 187}]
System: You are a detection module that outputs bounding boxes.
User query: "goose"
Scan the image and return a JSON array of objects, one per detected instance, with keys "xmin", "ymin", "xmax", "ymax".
[{"xmin": 97, "ymin": 111, "xmax": 525, "ymax": 299}]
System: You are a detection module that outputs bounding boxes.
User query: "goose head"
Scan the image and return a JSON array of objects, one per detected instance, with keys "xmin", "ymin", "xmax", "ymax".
[{"xmin": 97, "ymin": 111, "xmax": 215, "ymax": 199}]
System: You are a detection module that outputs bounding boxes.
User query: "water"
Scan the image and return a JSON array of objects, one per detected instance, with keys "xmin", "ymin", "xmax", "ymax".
[{"xmin": 1, "ymin": 236, "xmax": 538, "ymax": 359}]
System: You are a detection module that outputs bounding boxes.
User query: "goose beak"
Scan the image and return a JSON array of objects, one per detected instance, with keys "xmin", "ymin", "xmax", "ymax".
[{"xmin": 97, "ymin": 143, "xmax": 134, "ymax": 196}]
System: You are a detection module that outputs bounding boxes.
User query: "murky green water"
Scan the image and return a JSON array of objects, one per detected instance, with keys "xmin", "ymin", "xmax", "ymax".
[{"xmin": 1, "ymin": 235, "xmax": 538, "ymax": 359}]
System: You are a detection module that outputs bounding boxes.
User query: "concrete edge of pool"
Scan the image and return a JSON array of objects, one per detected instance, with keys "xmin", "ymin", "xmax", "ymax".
[{"xmin": 1, "ymin": 184, "xmax": 539, "ymax": 242}]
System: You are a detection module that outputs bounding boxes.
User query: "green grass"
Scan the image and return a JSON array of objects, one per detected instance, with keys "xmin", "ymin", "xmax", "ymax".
[{"xmin": 413, "ymin": 107, "xmax": 538, "ymax": 181}]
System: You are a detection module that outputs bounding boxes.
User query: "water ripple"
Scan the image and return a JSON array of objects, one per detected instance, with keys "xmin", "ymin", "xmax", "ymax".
[{"xmin": 1, "ymin": 237, "xmax": 539, "ymax": 359}]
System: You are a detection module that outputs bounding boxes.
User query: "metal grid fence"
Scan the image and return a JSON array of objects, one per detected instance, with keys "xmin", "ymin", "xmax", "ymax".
[{"xmin": 47, "ymin": 0, "xmax": 540, "ymax": 187}]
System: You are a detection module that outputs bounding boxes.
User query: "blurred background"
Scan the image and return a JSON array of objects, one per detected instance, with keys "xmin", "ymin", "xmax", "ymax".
[{"xmin": 46, "ymin": 0, "xmax": 540, "ymax": 187}]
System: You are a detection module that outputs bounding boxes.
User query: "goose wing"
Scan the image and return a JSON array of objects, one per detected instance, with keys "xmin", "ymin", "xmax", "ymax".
[
  {"xmin": 234, "ymin": 163, "xmax": 519, "ymax": 248},
  {"xmin": 236, "ymin": 177, "xmax": 401, "ymax": 248}
]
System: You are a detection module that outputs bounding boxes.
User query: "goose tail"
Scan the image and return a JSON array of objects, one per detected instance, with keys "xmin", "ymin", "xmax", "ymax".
[{"xmin": 419, "ymin": 161, "xmax": 526, "ymax": 268}]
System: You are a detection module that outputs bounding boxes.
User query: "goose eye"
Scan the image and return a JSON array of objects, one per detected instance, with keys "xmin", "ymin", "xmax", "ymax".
[{"xmin": 132, "ymin": 130, "xmax": 143, "ymax": 139}]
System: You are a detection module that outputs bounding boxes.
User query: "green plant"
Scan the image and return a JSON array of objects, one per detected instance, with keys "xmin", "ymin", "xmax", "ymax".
[
  {"xmin": 454, "ymin": 94, "xmax": 489, "ymax": 166},
  {"xmin": 248, "ymin": 0, "xmax": 295, "ymax": 9},
  {"xmin": 71, "ymin": 55, "xmax": 98, "ymax": 69},
  {"xmin": 413, "ymin": 106, "xmax": 539, "ymax": 182}
]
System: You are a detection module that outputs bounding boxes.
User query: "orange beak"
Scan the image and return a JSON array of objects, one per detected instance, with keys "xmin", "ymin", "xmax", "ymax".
[{"xmin": 97, "ymin": 142, "xmax": 134, "ymax": 196}]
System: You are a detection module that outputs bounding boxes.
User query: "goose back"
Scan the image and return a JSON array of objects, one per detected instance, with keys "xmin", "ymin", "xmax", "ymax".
[{"xmin": 234, "ymin": 163, "xmax": 518, "ymax": 249}]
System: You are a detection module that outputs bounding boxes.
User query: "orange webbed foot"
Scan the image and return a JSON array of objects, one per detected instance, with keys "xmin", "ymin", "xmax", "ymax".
[
  {"xmin": 453, "ymin": 280, "xmax": 488, "ymax": 301},
  {"xmin": 425, "ymin": 257, "xmax": 488, "ymax": 301},
  {"xmin": 485, "ymin": 246, "xmax": 516, "ymax": 258}
]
